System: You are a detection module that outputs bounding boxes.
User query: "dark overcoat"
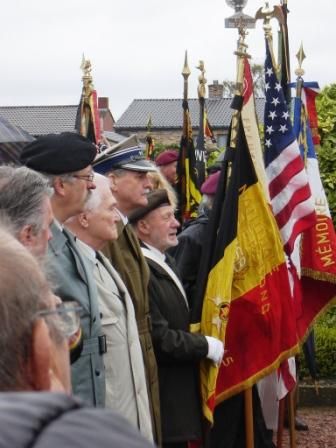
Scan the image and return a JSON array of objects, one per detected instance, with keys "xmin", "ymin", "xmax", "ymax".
[{"xmin": 144, "ymin": 252, "xmax": 208, "ymax": 444}]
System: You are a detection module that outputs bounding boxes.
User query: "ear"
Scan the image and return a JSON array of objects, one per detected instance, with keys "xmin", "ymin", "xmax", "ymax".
[
  {"xmin": 108, "ymin": 173, "xmax": 118, "ymax": 192},
  {"xmin": 78, "ymin": 212, "xmax": 89, "ymax": 228},
  {"xmin": 18, "ymin": 225, "xmax": 35, "ymax": 249},
  {"xmin": 137, "ymin": 219, "xmax": 150, "ymax": 236},
  {"xmin": 53, "ymin": 176, "xmax": 67, "ymax": 197},
  {"xmin": 27, "ymin": 318, "xmax": 52, "ymax": 391}
]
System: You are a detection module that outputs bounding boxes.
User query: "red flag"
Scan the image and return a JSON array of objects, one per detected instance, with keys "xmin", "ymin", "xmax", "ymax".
[{"xmin": 293, "ymin": 86, "xmax": 336, "ymax": 339}]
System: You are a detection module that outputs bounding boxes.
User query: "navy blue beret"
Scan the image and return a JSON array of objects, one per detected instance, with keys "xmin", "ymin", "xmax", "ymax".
[{"xmin": 20, "ymin": 132, "xmax": 97, "ymax": 174}]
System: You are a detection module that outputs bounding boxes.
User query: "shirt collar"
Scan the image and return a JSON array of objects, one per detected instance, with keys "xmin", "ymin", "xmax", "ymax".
[
  {"xmin": 75, "ymin": 238, "xmax": 96, "ymax": 263},
  {"xmin": 117, "ymin": 209, "xmax": 128, "ymax": 225},
  {"xmin": 143, "ymin": 242, "xmax": 166, "ymax": 262}
]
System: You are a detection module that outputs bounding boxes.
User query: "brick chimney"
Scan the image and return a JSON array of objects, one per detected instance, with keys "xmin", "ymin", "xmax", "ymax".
[
  {"xmin": 98, "ymin": 97, "xmax": 109, "ymax": 109},
  {"xmin": 208, "ymin": 80, "xmax": 224, "ymax": 99}
]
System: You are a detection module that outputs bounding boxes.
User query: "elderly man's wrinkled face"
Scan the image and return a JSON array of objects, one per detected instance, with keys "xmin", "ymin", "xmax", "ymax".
[
  {"xmin": 110, "ymin": 170, "xmax": 152, "ymax": 215},
  {"xmin": 142, "ymin": 205, "xmax": 180, "ymax": 252},
  {"xmin": 86, "ymin": 188, "xmax": 120, "ymax": 244}
]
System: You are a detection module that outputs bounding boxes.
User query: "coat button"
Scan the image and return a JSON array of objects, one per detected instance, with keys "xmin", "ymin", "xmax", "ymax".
[
  {"xmin": 92, "ymin": 316, "xmax": 96, "ymax": 323},
  {"xmin": 95, "ymin": 369, "xmax": 101, "ymax": 376}
]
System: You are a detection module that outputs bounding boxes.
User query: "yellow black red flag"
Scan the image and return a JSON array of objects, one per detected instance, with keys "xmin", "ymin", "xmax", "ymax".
[
  {"xmin": 192, "ymin": 114, "xmax": 299, "ymax": 423},
  {"xmin": 75, "ymin": 57, "xmax": 101, "ymax": 145},
  {"xmin": 177, "ymin": 99, "xmax": 202, "ymax": 222}
]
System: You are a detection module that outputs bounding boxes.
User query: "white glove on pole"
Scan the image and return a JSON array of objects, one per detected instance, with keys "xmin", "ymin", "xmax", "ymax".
[{"xmin": 205, "ymin": 336, "xmax": 224, "ymax": 365}]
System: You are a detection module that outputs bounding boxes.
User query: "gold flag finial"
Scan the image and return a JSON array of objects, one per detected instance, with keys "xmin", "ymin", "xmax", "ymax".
[
  {"xmin": 295, "ymin": 43, "xmax": 306, "ymax": 78},
  {"xmin": 80, "ymin": 54, "xmax": 94, "ymax": 99},
  {"xmin": 196, "ymin": 60, "xmax": 207, "ymax": 99},
  {"xmin": 182, "ymin": 50, "xmax": 191, "ymax": 79},
  {"xmin": 255, "ymin": 2, "xmax": 283, "ymax": 75}
]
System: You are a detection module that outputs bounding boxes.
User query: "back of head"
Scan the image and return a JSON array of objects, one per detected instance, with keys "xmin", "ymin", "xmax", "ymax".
[
  {"xmin": 0, "ymin": 392, "xmax": 153, "ymax": 448},
  {"xmin": 0, "ymin": 227, "xmax": 51, "ymax": 390},
  {"xmin": 0, "ymin": 165, "xmax": 50, "ymax": 240}
]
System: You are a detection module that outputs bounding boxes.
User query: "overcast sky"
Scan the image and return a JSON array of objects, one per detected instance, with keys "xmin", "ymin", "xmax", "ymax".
[{"xmin": 1, "ymin": 0, "xmax": 333, "ymax": 120}]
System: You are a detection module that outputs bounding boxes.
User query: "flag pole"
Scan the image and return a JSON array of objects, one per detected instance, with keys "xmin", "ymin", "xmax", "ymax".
[
  {"xmin": 195, "ymin": 60, "xmax": 207, "ymax": 186},
  {"xmin": 225, "ymin": 5, "xmax": 255, "ymax": 448},
  {"xmin": 256, "ymin": 4, "xmax": 297, "ymax": 448},
  {"xmin": 182, "ymin": 50, "xmax": 191, "ymax": 140}
]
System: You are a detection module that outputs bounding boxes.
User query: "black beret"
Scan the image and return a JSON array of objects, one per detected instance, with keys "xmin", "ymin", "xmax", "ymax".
[
  {"xmin": 20, "ymin": 132, "xmax": 97, "ymax": 174},
  {"xmin": 129, "ymin": 189, "xmax": 171, "ymax": 224}
]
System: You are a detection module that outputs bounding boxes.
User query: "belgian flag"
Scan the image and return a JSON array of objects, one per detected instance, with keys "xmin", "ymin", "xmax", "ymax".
[{"xmin": 191, "ymin": 111, "xmax": 299, "ymax": 423}]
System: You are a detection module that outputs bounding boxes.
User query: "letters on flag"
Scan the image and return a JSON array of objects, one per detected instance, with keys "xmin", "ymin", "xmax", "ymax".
[
  {"xmin": 193, "ymin": 110, "xmax": 298, "ymax": 423},
  {"xmin": 293, "ymin": 84, "xmax": 336, "ymax": 338}
]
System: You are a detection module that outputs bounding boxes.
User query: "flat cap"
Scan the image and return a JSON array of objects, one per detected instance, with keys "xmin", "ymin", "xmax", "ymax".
[
  {"xmin": 155, "ymin": 149, "xmax": 179, "ymax": 167},
  {"xmin": 93, "ymin": 145, "xmax": 156, "ymax": 174},
  {"xmin": 129, "ymin": 189, "xmax": 171, "ymax": 223},
  {"xmin": 201, "ymin": 170, "xmax": 221, "ymax": 195},
  {"xmin": 20, "ymin": 132, "xmax": 97, "ymax": 174}
]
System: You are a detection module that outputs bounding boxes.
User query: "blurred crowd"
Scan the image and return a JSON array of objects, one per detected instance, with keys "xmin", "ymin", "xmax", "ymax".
[{"xmin": 0, "ymin": 133, "xmax": 274, "ymax": 448}]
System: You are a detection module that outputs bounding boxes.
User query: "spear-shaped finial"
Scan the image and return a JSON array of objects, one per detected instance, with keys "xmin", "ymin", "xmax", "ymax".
[
  {"xmin": 295, "ymin": 43, "xmax": 306, "ymax": 78},
  {"xmin": 182, "ymin": 50, "xmax": 191, "ymax": 102},
  {"xmin": 182, "ymin": 50, "xmax": 191, "ymax": 79}
]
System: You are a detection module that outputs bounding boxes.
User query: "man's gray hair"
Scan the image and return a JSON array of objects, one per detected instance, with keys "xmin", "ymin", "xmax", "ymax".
[
  {"xmin": 0, "ymin": 166, "xmax": 51, "ymax": 237},
  {"xmin": 0, "ymin": 227, "xmax": 52, "ymax": 390}
]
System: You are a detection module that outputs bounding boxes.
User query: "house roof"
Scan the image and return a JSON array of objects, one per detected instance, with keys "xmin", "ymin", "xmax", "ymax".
[
  {"xmin": 0, "ymin": 115, "xmax": 34, "ymax": 164},
  {"xmin": 115, "ymin": 98, "xmax": 265, "ymax": 130},
  {"xmin": 0, "ymin": 105, "xmax": 78, "ymax": 136}
]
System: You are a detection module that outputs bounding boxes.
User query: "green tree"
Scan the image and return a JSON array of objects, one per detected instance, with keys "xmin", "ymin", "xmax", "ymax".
[
  {"xmin": 223, "ymin": 62, "xmax": 265, "ymax": 98},
  {"xmin": 316, "ymin": 84, "xmax": 336, "ymax": 227}
]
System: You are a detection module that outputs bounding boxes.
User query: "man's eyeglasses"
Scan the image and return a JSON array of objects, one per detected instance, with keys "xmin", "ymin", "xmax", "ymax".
[
  {"xmin": 36, "ymin": 301, "xmax": 83, "ymax": 339},
  {"xmin": 72, "ymin": 173, "xmax": 95, "ymax": 182}
]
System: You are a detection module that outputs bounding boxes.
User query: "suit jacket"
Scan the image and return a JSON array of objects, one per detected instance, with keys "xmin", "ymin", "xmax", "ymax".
[
  {"xmin": 48, "ymin": 222, "xmax": 105, "ymax": 407},
  {"xmin": 96, "ymin": 251, "xmax": 153, "ymax": 443},
  {"xmin": 103, "ymin": 221, "xmax": 161, "ymax": 446}
]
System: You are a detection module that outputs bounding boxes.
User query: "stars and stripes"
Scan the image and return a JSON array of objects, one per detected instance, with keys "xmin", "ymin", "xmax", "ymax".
[{"xmin": 263, "ymin": 41, "xmax": 315, "ymax": 255}]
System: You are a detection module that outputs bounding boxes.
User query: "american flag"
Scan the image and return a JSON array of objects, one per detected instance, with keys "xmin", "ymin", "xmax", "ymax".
[{"xmin": 264, "ymin": 40, "xmax": 315, "ymax": 255}]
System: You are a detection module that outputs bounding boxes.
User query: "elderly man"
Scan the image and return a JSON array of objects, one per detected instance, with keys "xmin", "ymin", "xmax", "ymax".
[
  {"xmin": 130, "ymin": 189, "xmax": 224, "ymax": 448},
  {"xmin": 66, "ymin": 174, "xmax": 153, "ymax": 442},
  {"xmin": 94, "ymin": 144, "xmax": 161, "ymax": 444},
  {"xmin": 154, "ymin": 149, "xmax": 179, "ymax": 187},
  {"xmin": 0, "ymin": 165, "xmax": 53, "ymax": 258},
  {"xmin": 20, "ymin": 132, "xmax": 106, "ymax": 407}
]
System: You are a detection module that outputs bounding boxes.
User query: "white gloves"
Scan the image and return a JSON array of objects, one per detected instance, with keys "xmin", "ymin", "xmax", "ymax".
[{"xmin": 205, "ymin": 336, "xmax": 224, "ymax": 365}]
